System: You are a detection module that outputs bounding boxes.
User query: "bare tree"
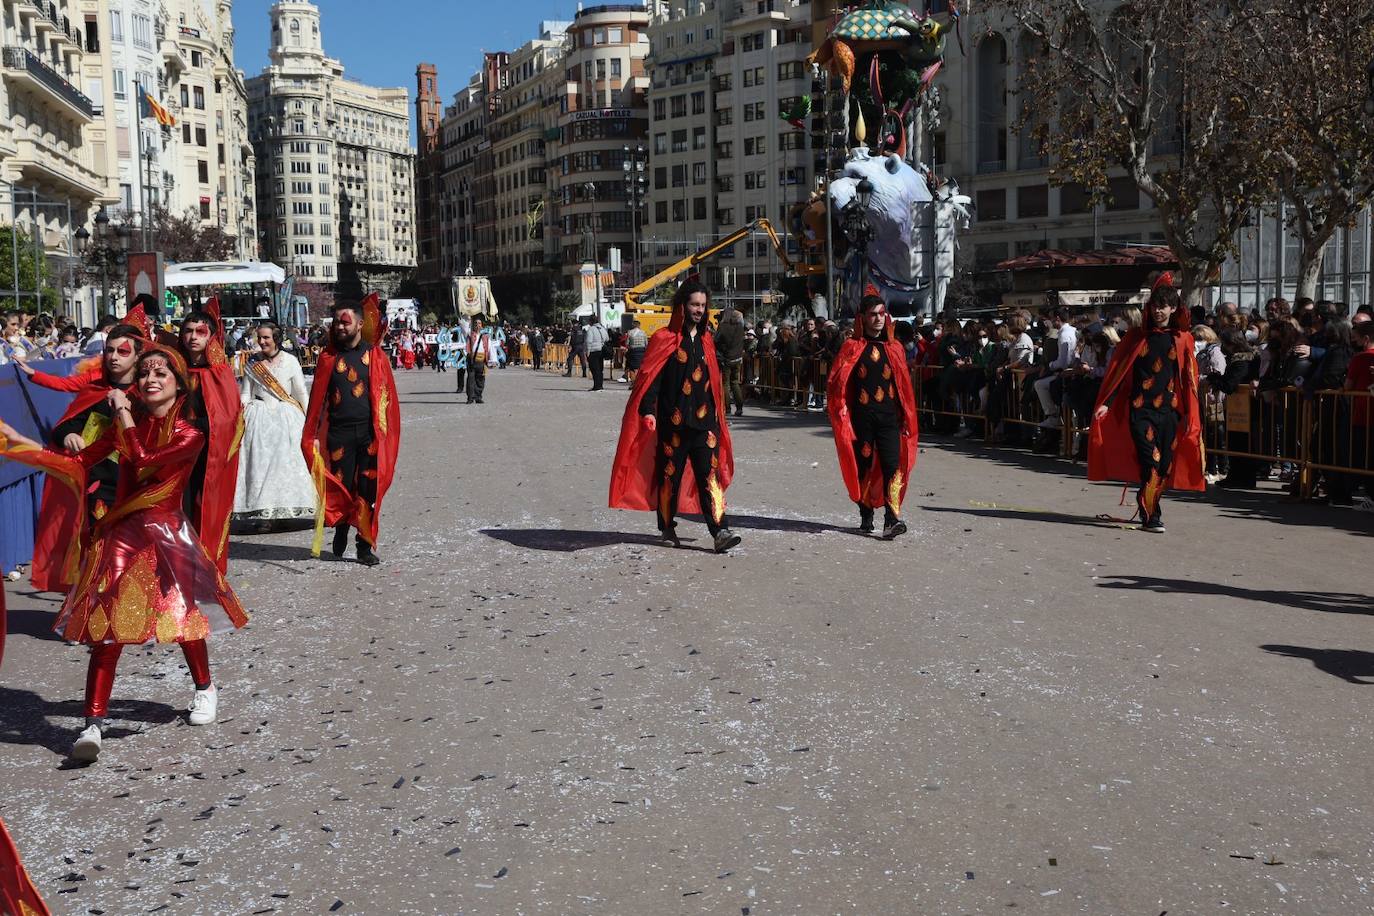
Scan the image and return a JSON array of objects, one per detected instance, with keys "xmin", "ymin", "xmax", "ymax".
[
  {"xmin": 993, "ymin": 0, "xmax": 1274, "ymax": 304},
  {"xmin": 1229, "ymin": 0, "xmax": 1374, "ymax": 300},
  {"xmin": 150, "ymin": 206, "xmax": 237, "ymax": 263}
]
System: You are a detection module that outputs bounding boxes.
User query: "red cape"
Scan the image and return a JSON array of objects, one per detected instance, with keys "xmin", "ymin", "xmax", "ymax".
[
  {"xmin": 1, "ymin": 814, "xmax": 51, "ymax": 916},
  {"xmin": 1088, "ymin": 327, "xmax": 1205, "ymax": 492},
  {"xmin": 187, "ymin": 361, "xmax": 243, "ymax": 573},
  {"xmin": 300, "ymin": 295, "xmax": 401, "ymax": 550},
  {"xmin": 27, "ymin": 368, "xmax": 125, "ymax": 593},
  {"xmin": 826, "ymin": 331, "xmax": 919, "ymax": 507},
  {"xmin": 609, "ymin": 312, "xmax": 735, "ymax": 514}
]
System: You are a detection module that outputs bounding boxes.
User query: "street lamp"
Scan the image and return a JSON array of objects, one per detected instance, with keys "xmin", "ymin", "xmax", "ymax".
[
  {"xmin": 584, "ymin": 181, "xmax": 601, "ymax": 322},
  {"xmin": 89, "ymin": 211, "xmax": 131, "ymax": 318},
  {"xmin": 622, "ymin": 144, "xmax": 645, "ymax": 286},
  {"xmin": 841, "ymin": 179, "xmax": 876, "ymax": 311}
]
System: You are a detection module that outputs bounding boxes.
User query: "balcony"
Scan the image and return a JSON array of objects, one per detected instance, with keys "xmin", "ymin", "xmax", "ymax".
[{"xmin": 2, "ymin": 46, "xmax": 96, "ymax": 120}]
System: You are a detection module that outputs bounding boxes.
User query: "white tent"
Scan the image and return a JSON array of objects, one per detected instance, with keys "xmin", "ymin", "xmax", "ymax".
[{"xmin": 164, "ymin": 261, "xmax": 287, "ymax": 288}]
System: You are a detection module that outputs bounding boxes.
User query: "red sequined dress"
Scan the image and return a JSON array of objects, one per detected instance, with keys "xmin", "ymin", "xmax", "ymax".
[{"xmin": 2, "ymin": 410, "xmax": 249, "ymax": 645}]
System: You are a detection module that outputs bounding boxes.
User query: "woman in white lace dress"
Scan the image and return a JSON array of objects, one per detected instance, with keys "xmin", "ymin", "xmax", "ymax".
[{"xmin": 233, "ymin": 323, "xmax": 316, "ymax": 526}]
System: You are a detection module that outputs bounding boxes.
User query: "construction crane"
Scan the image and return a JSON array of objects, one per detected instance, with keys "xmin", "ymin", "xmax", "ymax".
[{"xmin": 623, "ymin": 219, "xmax": 822, "ymax": 331}]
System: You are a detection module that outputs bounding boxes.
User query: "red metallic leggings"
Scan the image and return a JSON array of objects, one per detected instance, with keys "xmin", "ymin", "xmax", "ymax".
[{"xmin": 85, "ymin": 639, "xmax": 211, "ymax": 720}]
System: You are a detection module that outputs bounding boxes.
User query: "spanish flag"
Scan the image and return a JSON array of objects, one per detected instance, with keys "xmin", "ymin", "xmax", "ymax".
[{"xmin": 138, "ymin": 84, "xmax": 176, "ymax": 127}]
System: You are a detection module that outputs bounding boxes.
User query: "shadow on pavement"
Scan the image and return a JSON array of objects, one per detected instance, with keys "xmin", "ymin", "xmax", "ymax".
[
  {"xmin": 481, "ymin": 528, "xmax": 705, "ymax": 552},
  {"xmin": 228, "ymin": 541, "xmax": 318, "ymax": 563},
  {"xmin": 921, "ymin": 504, "xmax": 1128, "ymax": 530},
  {"xmin": 1261, "ymin": 645, "xmax": 1374, "ymax": 684},
  {"xmin": 0, "ymin": 686, "xmax": 181, "ymax": 757},
  {"xmin": 727, "ymin": 513, "xmax": 859, "ymax": 536},
  {"xmin": 4, "ymin": 607, "xmax": 62, "ymax": 642},
  {"xmin": 1098, "ymin": 575, "xmax": 1374, "ymax": 616}
]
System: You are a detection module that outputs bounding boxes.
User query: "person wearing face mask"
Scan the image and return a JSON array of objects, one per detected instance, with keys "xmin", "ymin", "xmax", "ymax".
[
  {"xmin": 1089, "ymin": 274, "xmax": 1205, "ymax": 532},
  {"xmin": 10, "ymin": 309, "xmax": 153, "ymax": 592},
  {"xmin": 178, "ymin": 302, "xmax": 243, "ymax": 573},
  {"xmin": 301, "ymin": 295, "xmax": 401, "ymax": 566},
  {"xmin": 610, "ymin": 280, "xmax": 741, "ymax": 554},
  {"xmin": 826, "ymin": 294, "xmax": 919, "ymax": 538},
  {"xmin": 0, "ymin": 345, "xmax": 250, "ymax": 762},
  {"xmin": 233, "ymin": 322, "xmax": 316, "ymax": 528}
]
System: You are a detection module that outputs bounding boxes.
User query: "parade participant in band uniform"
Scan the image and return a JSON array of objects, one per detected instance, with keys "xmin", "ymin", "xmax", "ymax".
[
  {"xmin": 1089, "ymin": 273, "xmax": 1205, "ymax": 532},
  {"xmin": 610, "ymin": 280, "xmax": 742, "ymax": 553},
  {"xmin": 178, "ymin": 299, "xmax": 243, "ymax": 571},
  {"xmin": 0, "ymin": 345, "xmax": 250, "ymax": 762},
  {"xmin": 826, "ymin": 293, "xmax": 919, "ymax": 539},
  {"xmin": 10, "ymin": 308, "xmax": 152, "ymax": 592},
  {"xmin": 233, "ymin": 322, "xmax": 316, "ymax": 526},
  {"xmin": 302, "ymin": 295, "xmax": 401, "ymax": 565}
]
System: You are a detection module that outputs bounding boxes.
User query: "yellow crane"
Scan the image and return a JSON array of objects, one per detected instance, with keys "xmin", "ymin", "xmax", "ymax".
[{"xmin": 623, "ymin": 218, "xmax": 821, "ymax": 333}]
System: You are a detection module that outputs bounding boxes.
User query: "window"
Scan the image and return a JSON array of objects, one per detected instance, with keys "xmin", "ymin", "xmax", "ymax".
[
  {"xmin": 716, "ymin": 142, "xmax": 733, "ymax": 159},
  {"xmin": 655, "ymin": 201, "xmax": 668, "ymax": 223},
  {"xmin": 198, "ymin": 161, "xmax": 209, "ymax": 183},
  {"xmin": 654, "ymin": 133, "xmax": 667, "ymax": 155},
  {"xmin": 611, "ymin": 59, "xmax": 622, "ymax": 78},
  {"xmin": 671, "ymin": 130, "xmax": 687, "ymax": 153},
  {"xmin": 693, "ymin": 162, "xmax": 707, "ymax": 184},
  {"xmin": 654, "ymin": 166, "xmax": 667, "ymax": 189},
  {"xmin": 743, "ymin": 136, "xmax": 766, "ymax": 156},
  {"xmin": 779, "ymin": 131, "xmax": 804, "ymax": 151},
  {"xmin": 193, "ymin": 87, "xmax": 205, "ymax": 110},
  {"xmin": 744, "ymin": 101, "xmax": 764, "ymax": 122},
  {"xmin": 131, "ymin": 14, "xmax": 152, "ymax": 49},
  {"xmin": 778, "ymin": 61, "xmax": 805, "ymax": 81},
  {"xmin": 85, "ymin": 15, "xmax": 100, "ymax": 52},
  {"xmin": 1016, "ymin": 184, "xmax": 1048, "ymax": 219},
  {"xmin": 653, "ymin": 98, "xmax": 665, "ymax": 120},
  {"xmin": 113, "ymin": 69, "xmax": 127, "ymax": 101},
  {"xmin": 109, "ymin": 11, "xmax": 123, "ymax": 42},
  {"xmin": 694, "ymin": 197, "xmax": 707, "ymax": 221},
  {"xmin": 716, "ymin": 108, "xmax": 732, "ymax": 127},
  {"xmin": 693, "ymin": 126, "xmax": 706, "ymax": 150},
  {"xmin": 671, "ymin": 95, "xmax": 687, "ymax": 118},
  {"xmin": 200, "ymin": 200, "xmax": 211, "ymax": 219},
  {"xmin": 182, "ymin": 123, "xmax": 192, "ymax": 143},
  {"xmin": 692, "ymin": 91, "xmax": 705, "ymax": 115},
  {"xmin": 1059, "ymin": 182, "xmax": 1090, "ymax": 215},
  {"xmin": 1106, "ymin": 176, "xmax": 1139, "ymax": 211},
  {"xmin": 180, "ymin": 85, "xmax": 189, "ymax": 107},
  {"xmin": 196, "ymin": 126, "xmax": 207, "ymax": 147},
  {"xmin": 975, "ymin": 188, "xmax": 1006, "ymax": 221},
  {"xmin": 191, "ymin": 50, "xmax": 202, "ymax": 68}
]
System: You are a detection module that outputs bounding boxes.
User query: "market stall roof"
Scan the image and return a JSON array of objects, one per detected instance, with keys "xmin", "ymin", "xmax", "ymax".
[
  {"xmin": 995, "ymin": 246, "xmax": 1178, "ymax": 272},
  {"xmin": 164, "ymin": 261, "xmax": 286, "ymax": 287}
]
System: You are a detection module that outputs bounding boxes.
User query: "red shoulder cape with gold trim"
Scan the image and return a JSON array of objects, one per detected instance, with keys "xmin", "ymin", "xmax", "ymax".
[
  {"xmin": 0, "ymin": 814, "xmax": 51, "ymax": 916},
  {"xmin": 609, "ymin": 317, "xmax": 734, "ymax": 514},
  {"xmin": 826, "ymin": 334, "xmax": 919, "ymax": 508},
  {"xmin": 1087, "ymin": 327, "xmax": 1205, "ymax": 492},
  {"xmin": 27, "ymin": 368, "xmax": 123, "ymax": 592},
  {"xmin": 183, "ymin": 296, "xmax": 243, "ymax": 572},
  {"xmin": 300, "ymin": 298, "xmax": 400, "ymax": 549}
]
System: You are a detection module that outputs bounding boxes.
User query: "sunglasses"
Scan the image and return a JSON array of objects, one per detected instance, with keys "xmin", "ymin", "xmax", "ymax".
[{"xmin": 104, "ymin": 341, "xmax": 136, "ymax": 357}]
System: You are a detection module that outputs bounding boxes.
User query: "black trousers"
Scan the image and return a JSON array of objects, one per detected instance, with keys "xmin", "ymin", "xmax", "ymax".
[
  {"xmin": 327, "ymin": 419, "xmax": 377, "ymax": 546},
  {"xmin": 566, "ymin": 349, "xmax": 586, "ymax": 377},
  {"xmin": 589, "ymin": 352, "xmax": 606, "ymax": 390},
  {"xmin": 466, "ymin": 362, "xmax": 487, "ymax": 402},
  {"xmin": 852, "ymin": 408, "xmax": 903, "ymax": 524},
  {"xmin": 532, "ymin": 350, "xmax": 543, "ymax": 370},
  {"xmin": 1130, "ymin": 407, "xmax": 1178, "ymax": 523},
  {"xmin": 454, "ymin": 367, "xmax": 466, "ymax": 392},
  {"xmin": 653, "ymin": 427, "xmax": 728, "ymax": 536}
]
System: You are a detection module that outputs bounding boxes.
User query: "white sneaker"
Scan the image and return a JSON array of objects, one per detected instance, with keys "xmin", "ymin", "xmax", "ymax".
[
  {"xmin": 1354, "ymin": 497, "xmax": 1374, "ymax": 513},
  {"xmin": 188, "ymin": 685, "xmax": 218, "ymax": 726},
  {"xmin": 71, "ymin": 724, "xmax": 102, "ymax": 762}
]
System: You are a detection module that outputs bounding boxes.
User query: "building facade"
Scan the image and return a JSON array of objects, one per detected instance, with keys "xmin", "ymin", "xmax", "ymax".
[
  {"xmin": 548, "ymin": 3, "xmax": 650, "ymax": 290},
  {"xmin": 247, "ymin": 0, "xmax": 414, "ymax": 293},
  {"xmin": 1, "ymin": 0, "xmax": 112, "ymax": 272}
]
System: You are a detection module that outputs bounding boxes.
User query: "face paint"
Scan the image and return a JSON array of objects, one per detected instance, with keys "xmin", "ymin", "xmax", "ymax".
[{"xmin": 104, "ymin": 340, "xmax": 136, "ymax": 358}]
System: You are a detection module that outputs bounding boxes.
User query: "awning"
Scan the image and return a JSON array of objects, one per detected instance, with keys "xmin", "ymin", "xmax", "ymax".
[
  {"xmin": 1001, "ymin": 288, "xmax": 1149, "ymax": 310},
  {"xmin": 164, "ymin": 261, "xmax": 287, "ymax": 288}
]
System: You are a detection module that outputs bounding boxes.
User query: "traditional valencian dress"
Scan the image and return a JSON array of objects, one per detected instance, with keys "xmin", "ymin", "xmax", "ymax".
[
  {"xmin": 233, "ymin": 351, "xmax": 316, "ymax": 522},
  {"xmin": 1, "ymin": 405, "xmax": 248, "ymax": 647}
]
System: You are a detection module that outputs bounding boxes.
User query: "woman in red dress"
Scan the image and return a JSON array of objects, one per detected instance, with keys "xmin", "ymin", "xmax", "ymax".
[{"xmin": 0, "ymin": 346, "xmax": 249, "ymax": 763}]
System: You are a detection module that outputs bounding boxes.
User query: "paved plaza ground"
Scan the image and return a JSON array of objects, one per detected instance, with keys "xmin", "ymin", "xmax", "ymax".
[{"xmin": 2, "ymin": 364, "xmax": 1371, "ymax": 915}]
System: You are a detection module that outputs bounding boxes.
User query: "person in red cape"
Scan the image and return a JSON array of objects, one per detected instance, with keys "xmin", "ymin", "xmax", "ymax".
[
  {"xmin": 301, "ymin": 295, "xmax": 401, "ymax": 565},
  {"xmin": 609, "ymin": 279, "xmax": 742, "ymax": 553},
  {"xmin": 826, "ymin": 293, "xmax": 919, "ymax": 538},
  {"xmin": 11, "ymin": 315, "xmax": 151, "ymax": 592},
  {"xmin": 1088, "ymin": 273, "xmax": 1205, "ymax": 532},
  {"xmin": 178, "ymin": 298, "xmax": 243, "ymax": 571},
  {"xmin": 0, "ymin": 345, "xmax": 249, "ymax": 762},
  {"xmin": 0, "ymin": 813, "xmax": 51, "ymax": 916}
]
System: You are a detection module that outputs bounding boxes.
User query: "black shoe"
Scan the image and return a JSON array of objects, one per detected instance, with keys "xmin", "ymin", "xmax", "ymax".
[
  {"xmin": 1140, "ymin": 518, "xmax": 1166, "ymax": 534},
  {"xmin": 712, "ymin": 529, "xmax": 742, "ymax": 553},
  {"xmin": 859, "ymin": 509, "xmax": 875, "ymax": 533},
  {"xmin": 475, "ymin": 398, "xmax": 484, "ymax": 404},
  {"xmin": 881, "ymin": 520, "xmax": 908, "ymax": 540},
  {"xmin": 356, "ymin": 545, "xmax": 382, "ymax": 566},
  {"xmin": 331, "ymin": 527, "xmax": 348, "ymax": 558},
  {"xmin": 659, "ymin": 525, "xmax": 680, "ymax": 548}
]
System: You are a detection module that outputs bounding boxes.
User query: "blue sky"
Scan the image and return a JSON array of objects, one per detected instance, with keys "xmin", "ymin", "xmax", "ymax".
[{"xmin": 235, "ymin": 0, "xmax": 585, "ymax": 113}]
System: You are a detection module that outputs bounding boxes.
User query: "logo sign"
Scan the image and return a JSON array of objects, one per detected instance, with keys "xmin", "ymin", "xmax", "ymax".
[{"xmin": 569, "ymin": 108, "xmax": 632, "ymax": 124}]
